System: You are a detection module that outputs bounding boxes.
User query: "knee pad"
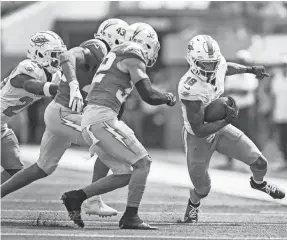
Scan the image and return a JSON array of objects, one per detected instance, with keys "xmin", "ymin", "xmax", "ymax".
[{"xmin": 5, "ymin": 168, "xmax": 21, "ymax": 176}]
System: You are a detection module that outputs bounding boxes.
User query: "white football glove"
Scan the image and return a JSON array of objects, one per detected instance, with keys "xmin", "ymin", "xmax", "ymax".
[{"xmin": 69, "ymin": 80, "xmax": 83, "ymax": 113}]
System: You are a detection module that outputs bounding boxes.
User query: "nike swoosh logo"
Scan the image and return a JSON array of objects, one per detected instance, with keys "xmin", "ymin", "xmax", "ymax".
[{"xmin": 184, "ymin": 86, "xmax": 190, "ymax": 90}]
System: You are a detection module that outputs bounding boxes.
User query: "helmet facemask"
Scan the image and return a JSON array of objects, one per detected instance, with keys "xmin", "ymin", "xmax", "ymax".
[
  {"xmin": 146, "ymin": 41, "xmax": 160, "ymax": 67},
  {"xmin": 27, "ymin": 31, "xmax": 67, "ymax": 74},
  {"xmin": 194, "ymin": 58, "xmax": 220, "ymax": 82},
  {"xmin": 186, "ymin": 39, "xmax": 221, "ymax": 82},
  {"xmin": 37, "ymin": 46, "xmax": 66, "ymax": 74}
]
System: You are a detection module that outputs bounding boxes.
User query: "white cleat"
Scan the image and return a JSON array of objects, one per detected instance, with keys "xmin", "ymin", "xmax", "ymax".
[{"xmin": 83, "ymin": 196, "xmax": 118, "ymax": 217}]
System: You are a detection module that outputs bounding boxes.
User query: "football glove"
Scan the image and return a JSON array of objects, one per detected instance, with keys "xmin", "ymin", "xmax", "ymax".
[
  {"xmin": 250, "ymin": 66, "xmax": 270, "ymax": 80},
  {"xmin": 69, "ymin": 80, "xmax": 83, "ymax": 113},
  {"xmin": 166, "ymin": 92, "xmax": 176, "ymax": 107},
  {"xmin": 224, "ymin": 96, "xmax": 239, "ymax": 124}
]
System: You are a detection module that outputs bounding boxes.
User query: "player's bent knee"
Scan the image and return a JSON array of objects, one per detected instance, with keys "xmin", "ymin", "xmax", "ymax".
[
  {"xmin": 36, "ymin": 162, "xmax": 57, "ymax": 176},
  {"xmin": 194, "ymin": 186, "xmax": 211, "ymax": 199},
  {"xmin": 132, "ymin": 155, "xmax": 151, "ymax": 171},
  {"xmin": 250, "ymin": 156, "xmax": 268, "ymax": 170}
]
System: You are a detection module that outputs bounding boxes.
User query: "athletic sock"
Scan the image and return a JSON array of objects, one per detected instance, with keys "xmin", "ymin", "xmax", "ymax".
[
  {"xmin": 76, "ymin": 189, "xmax": 88, "ymax": 202},
  {"xmin": 251, "ymin": 177, "xmax": 266, "ymax": 187},
  {"xmin": 189, "ymin": 198, "xmax": 200, "ymax": 208},
  {"xmin": 125, "ymin": 206, "xmax": 138, "ymax": 217}
]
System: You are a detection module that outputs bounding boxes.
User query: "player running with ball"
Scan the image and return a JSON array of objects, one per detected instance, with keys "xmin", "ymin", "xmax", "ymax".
[{"xmin": 178, "ymin": 35, "xmax": 285, "ymax": 223}]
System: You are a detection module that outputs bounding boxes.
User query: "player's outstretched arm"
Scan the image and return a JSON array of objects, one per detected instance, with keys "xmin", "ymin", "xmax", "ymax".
[
  {"xmin": 60, "ymin": 47, "xmax": 86, "ymax": 83},
  {"xmin": 60, "ymin": 47, "xmax": 88, "ymax": 112},
  {"xmin": 182, "ymin": 99, "xmax": 228, "ymax": 138},
  {"xmin": 122, "ymin": 58, "xmax": 176, "ymax": 106},
  {"xmin": 226, "ymin": 62, "xmax": 269, "ymax": 80},
  {"xmin": 10, "ymin": 74, "xmax": 58, "ymax": 97}
]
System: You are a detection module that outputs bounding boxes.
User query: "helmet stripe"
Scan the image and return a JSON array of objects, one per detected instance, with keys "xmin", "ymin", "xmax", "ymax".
[
  {"xmin": 203, "ymin": 35, "xmax": 214, "ymax": 56},
  {"xmin": 103, "ymin": 22, "xmax": 117, "ymax": 31},
  {"xmin": 39, "ymin": 31, "xmax": 57, "ymax": 40}
]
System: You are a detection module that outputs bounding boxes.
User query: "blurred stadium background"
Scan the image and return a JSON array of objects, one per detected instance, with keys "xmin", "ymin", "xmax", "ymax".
[{"xmin": 1, "ymin": 1, "xmax": 287, "ymax": 168}]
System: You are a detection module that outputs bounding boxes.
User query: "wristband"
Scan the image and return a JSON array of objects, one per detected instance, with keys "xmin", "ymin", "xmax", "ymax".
[
  {"xmin": 43, "ymin": 82, "xmax": 52, "ymax": 97},
  {"xmin": 69, "ymin": 80, "xmax": 79, "ymax": 88},
  {"xmin": 246, "ymin": 66, "xmax": 253, "ymax": 74}
]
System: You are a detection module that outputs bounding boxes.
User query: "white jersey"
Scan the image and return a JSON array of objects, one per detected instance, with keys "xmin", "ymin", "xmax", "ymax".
[
  {"xmin": 1, "ymin": 59, "xmax": 50, "ymax": 128},
  {"xmin": 178, "ymin": 57, "xmax": 227, "ymax": 135}
]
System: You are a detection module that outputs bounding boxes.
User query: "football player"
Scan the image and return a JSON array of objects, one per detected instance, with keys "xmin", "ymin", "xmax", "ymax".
[
  {"xmin": 1, "ymin": 19, "xmax": 128, "ymax": 217},
  {"xmin": 1, "ymin": 31, "xmax": 66, "ymax": 184},
  {"xmin": 60, "ymin": 23, "xmax": 176, "ymax": 229},
  {"xmin": 178, "ymin": 35, "xmax": 285, "ymax": 223}
]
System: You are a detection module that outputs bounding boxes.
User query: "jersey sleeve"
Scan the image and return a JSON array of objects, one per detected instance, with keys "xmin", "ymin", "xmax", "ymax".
[
  {"xmin": 17, "ymin": 60, "xmax": 43, "ymax": 80},
  {"xmin": 80, "ymin": 39, "xmax": 108, "ymax": 62},
  {"xmin": 178, "ymin": 77, "xmax": 206, "ymax": 102},
  {"xmin": 123, "ymin": 44, "xmax": 146, "ymax": 63}
]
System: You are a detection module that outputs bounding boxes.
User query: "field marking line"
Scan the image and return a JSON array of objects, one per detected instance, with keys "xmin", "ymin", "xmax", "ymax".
[
  {"xmin": 2, "ymin": 209, "xmax": 287, "ymax": 216},
  {"xmin": 1, "ymin": 199, "xmax": 185, "ymax": 205},
  {"xmin": 2, "ymin": 219, "xmax": 287, "ymax": 226},
  {"xmin": 1, "ymin": 233, "xmax": 287, "ymax": 240}
]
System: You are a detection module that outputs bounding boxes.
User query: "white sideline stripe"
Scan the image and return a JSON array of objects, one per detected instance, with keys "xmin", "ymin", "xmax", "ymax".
[
  {"xmin": 1, "ymin": 199, "xmax": 182, "ymax": 205},
  {"xmin": 2, "ymin": 209, "xmax": 287, "ymax": 216},
  {"xmin": 20, "ymin": 147, "xmax": 287, "ymax": 206},
  {"xmin": 1, "ymin": 233, "xmax": 287, "ymax": 240},
  {"xmin": 2, "ymin": 219, "xmax": 287, "ymax": 226}
]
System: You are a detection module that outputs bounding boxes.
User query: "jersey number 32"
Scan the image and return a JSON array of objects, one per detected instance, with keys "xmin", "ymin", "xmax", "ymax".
[{"xmin": 92, "ymin": 52, "xmax": 132, "ymax": 104}]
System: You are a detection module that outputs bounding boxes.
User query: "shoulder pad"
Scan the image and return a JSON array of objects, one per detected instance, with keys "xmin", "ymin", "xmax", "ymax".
[
  {"xmin": 80, "ymin": 39, "xmax": 108, "ymax": 60},
  {"xmin": 123, "ymin": 43, "xmax": 146, "ymax": 63},
  {"xmin": 18, "ymin": 59, "xmax": 44, "ymax": 79}
]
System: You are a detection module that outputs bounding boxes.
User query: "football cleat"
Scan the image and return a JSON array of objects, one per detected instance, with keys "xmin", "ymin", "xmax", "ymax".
[
  {"xmin": 83, "ymin": 196, "xmax": 118, "ymax": 217},
  {"xmin": 119, "ymin": 215, "xmax": 158, "ymax": 230},
  {"xmin": 250, "ymin": 177, "xmax": 285, "ymax": 199},
  {"xmin": 183, "ymin": 199, "xmax": 200, "ymax": 223},
  {"xmin": 61, "ymin": 191, "xmax": 84, "ymax": 228}
]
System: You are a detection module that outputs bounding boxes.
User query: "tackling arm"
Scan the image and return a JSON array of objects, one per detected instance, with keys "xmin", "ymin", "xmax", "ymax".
[
  {"xmin": 60, "ymin": 47, "xmax": 87, "ymax": 83},
  {"xmin": 122, "ymin": 58, "xmax": 173, "ymax": 106},
  {"xmin": 10, "ymin": 74, "xmax": 58, "ymax": 97},
  {"xmin": 183, "ymin": 99, "xmax": 228, "ymax": 138}
]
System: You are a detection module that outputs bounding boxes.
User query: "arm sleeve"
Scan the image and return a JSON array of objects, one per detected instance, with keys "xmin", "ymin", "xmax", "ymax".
[
  {"xmin": 60, "ymin": 48, "xmax": 84, "ymax": 83},
  {"xmin": 135, "ymin": 78, "xmax": 169, "ymax": 105}
]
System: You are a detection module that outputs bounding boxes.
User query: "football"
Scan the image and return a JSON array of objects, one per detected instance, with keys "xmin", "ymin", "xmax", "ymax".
[{"xmin": 204, "ymin": 97, "xmax": 233, "ymax": 122}]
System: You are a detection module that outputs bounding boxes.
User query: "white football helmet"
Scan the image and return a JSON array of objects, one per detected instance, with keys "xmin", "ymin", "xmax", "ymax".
[
  {"xmin": 27, "ymin": 31, "xmax": 67, "ymax": 74},
  {"xmin": 127, "ymin": 23, "xmax": 160, "ymax": 67},
  {"xmin": 95, "ymin": 18, "xmax": 129, "ymax": 48},
  {"xmin": 186, "ymin": 35, "xmax": 222, "ymax": 82}
]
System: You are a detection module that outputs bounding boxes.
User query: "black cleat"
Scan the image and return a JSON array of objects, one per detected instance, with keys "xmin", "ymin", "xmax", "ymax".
[
  {"xmin": 119, "ymin": 214, "xmax": 158, "ymax": 230},
  {"xmin": 183, "ymin": 199, "xmax": 200, "ymax": 223},
  {"xmin": 61, "ymin": 191, "xmax": 84, "ymax": 228},
  {"xmin": 250, "ymin": 177, "xmax": 285, "ymax": 199}
]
